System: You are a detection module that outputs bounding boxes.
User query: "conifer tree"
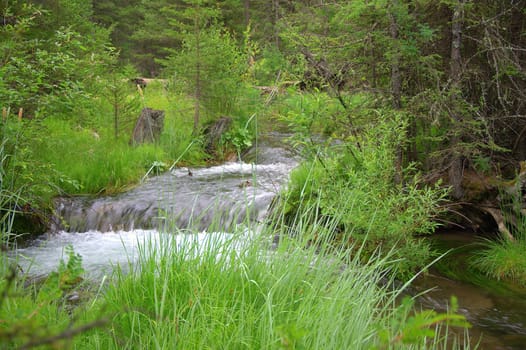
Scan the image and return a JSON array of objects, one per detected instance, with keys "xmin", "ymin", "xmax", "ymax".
[{"xmin": 160, "ymin": 0, "xmax": 247, "ymax": 133}]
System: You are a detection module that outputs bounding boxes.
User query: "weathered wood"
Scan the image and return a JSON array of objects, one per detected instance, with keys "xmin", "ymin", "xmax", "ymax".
[
  {"xmin": 480, "ymin": 205, "xmax": 515, "ymax": 241},
  {"xmin": 129, "ymin": 78, "xmax": 168, "ymax": 89},
  {"xmin": 130, "ymin": 108, "xmax": 165, "ymax": 145},
  {"xmin": 204, "ymin": 116, "xmax": 232, "ymax": 155},
  {"xmin": 449, "ymin": 164, "xmax": 526, "ymax": 239},
  {"xmin": 130, "ymin": 78, "xmax": 147, "ymax": 89}
]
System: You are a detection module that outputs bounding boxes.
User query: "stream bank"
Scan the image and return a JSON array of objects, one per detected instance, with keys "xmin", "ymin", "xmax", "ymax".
[
  {"xmin": 9, "ymin": 132, "xmax": 526, "ymax": 349},
  {"xmin": 411, "ymin": 230, "xmax": 526, "ymax": 349}
]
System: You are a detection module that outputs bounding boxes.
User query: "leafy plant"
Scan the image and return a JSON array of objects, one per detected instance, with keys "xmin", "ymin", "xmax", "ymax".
[
  {"xmin": 0, "ymin": 245, "xmax": 105, "ymax": 349},
  {"xmin": 278, "ymin": 113, "xmax": 449, "ymax": 278},
  {"xmin": 44, "ymin": 244, "xmax": 85, "ymax": 294},
  {"xmin": 376, "ymin": 296, "xmax": 470, "ymax": 349},
  {"xmin": 222, "ymin": 123, "xmax": 253, "ymax": 158}
]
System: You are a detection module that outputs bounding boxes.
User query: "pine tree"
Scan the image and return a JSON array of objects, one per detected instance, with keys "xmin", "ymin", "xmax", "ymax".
[{"xmin": 161, "ymin": 0, "xmax": 247, "ymax": 132}]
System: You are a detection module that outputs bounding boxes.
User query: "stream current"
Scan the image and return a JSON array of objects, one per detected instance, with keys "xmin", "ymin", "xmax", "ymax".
[{"xmin": 12, "ymin": 132, "xmax": 526, "ymax": 349}]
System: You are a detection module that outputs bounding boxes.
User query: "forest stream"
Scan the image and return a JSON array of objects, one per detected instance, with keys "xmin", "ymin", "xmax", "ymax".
[
  {"xmin": 411, "ymin": 231, "xmax": 526, "ymax": 349},
  {"xmin": 11, "ymin": 132, "xmax": 526, "ymax": 350}
]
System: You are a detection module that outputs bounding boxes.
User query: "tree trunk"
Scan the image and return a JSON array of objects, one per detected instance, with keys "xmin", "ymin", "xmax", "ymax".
[
  {"xmin": 272, "ymin": 0, "xmax": 280, "ymax": 48},
  {"xmin": 389, "ymin": 0, "xmax": 403, "ymax": 185},
  {"xmin": 193, "ymin": 16, "xmax": 201, "ymax": 134},
  {"xmin": 448, "ymin": 0, "xmax": 466, "ymax": 199},
  {"xmin": 370, "ymin": 44, "xmax": 377, "ymax": 89},
  {"xmin": 194, "ymin": 61, "xmax": 201, "ymax": 134},
  {"xmin": 389, "ymin": 3, "xmax": 401, "ymax": 110},
  {"xmin": 450, "ymin": 2, "xmax": 463, "ymax": 88},
  {"xmin": 244, "ymin": 0, "xmax": 250, "ymax": 27},
  {"xmin": 113, "ymin": 89, "xmax": 119, "ymax": 139}
]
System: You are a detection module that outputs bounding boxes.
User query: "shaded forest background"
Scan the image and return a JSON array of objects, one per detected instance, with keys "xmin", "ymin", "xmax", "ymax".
[
  {"xmin": 96, "ymin": 0, "xmax": 526, "ymax": 229},
  {"xmin": 92, "ymin": 0, "xmax": 526, "ymax": 184}
]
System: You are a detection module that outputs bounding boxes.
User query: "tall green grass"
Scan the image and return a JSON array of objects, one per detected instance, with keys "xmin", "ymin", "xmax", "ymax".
[
  {"xmin": 73, "ymin": 229, "xmax": 469, "ymax": 350},
  {"xmin": 34, "ymin": 118, "xmax": 164, "ymax": 193},
  {"xmin": 0, "ymin": 117, "xmax": 20, "ymax": 244},
  {"xmin": 471, "ymin": 237, "xmax": 526, "ymax": 286},
  {"xmin": 30, "ymin": 82, "xmax": 205, "ymax": 195},
  {"xmin": 0, "ymin": 190, "xmax": 471, "ymax": 349},
  {"xmin": 470, "ymin": 188, "xmax": 526, "ymax": 286}
]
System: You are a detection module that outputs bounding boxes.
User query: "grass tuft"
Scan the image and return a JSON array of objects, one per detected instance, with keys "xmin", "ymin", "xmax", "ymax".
[{"xmin": 471, "ymin": 237, "xmax": 526, "ymax": 286}]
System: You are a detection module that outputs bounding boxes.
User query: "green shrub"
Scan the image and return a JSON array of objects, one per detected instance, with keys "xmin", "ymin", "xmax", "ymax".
[
  {"xmin": 276, "ymin": 114, "xmax": 448, "ymax": 278},
  {"xmin": 0, "ymin": 246, "xmax": 103, "ymax": 349},
  {"xmin": 0, "ymin": 115, "xmax": 63, "ymax": 235},
  {"xmin": 252, "ymin": 46, "xmax": 297, "ymax": 86}
]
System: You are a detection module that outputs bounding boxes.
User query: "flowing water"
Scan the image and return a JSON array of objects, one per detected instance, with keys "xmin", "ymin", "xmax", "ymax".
[
  {"xmin": 14, "ymin": 132, "xmax": 297, "ymax": 277},
  {"xmin": 411, "ymin": 232, "xmax": 526, "ymax": 349},
  {"xmin": 11, "ymin": 132, "xmax": 526, "ymax": 349}
]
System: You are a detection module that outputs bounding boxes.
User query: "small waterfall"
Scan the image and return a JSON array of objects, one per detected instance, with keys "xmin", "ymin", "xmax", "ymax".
[
  {"xmin": 50, "ymin": 132, "xmax": 297, "ymax": 234},
  {"xmin": 52, "ymin": 162, "xmax": 294, "ymax": 233},
  {"xmin": 15, "ymin": 132, "xmax": 298, "ymax": 277}
]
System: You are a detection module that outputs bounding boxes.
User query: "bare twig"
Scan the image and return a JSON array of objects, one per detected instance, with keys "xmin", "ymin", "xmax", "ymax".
[{"xmin": 18, "ymin": 318, "xmax": 109, "ymax": 350}]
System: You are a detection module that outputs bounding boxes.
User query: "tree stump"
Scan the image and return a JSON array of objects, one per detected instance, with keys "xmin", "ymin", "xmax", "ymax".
[
  {"xmin": 447, "ymin": 164, "xmax": 526, "ymax": 240},
  {"xmin": 130, "ymin": 108, "xmax": 165, "ymax": 145},
  {"xmin": 204, "ymin": 116, "xmax": 232, "ymax": 155},
  {"xmin": 130, "ymin": 78, "xmax": 147, "ymax": 89}
]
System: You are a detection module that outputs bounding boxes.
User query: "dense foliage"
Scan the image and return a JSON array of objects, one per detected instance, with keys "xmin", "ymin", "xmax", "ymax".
[
  {"xmin": 269, "ymin": 93, "xmax": 448, "ymax": 276},
  {"xmin": 0, "ymin": 0, "xmax": 524, "ymax": 275},
  {"xmin": 2, "ymin": 0, "xmax": 525, "ymax": 346},
  {"xmin": 2, "ymin": 0, "xmax": 525, "ymax": 215}
]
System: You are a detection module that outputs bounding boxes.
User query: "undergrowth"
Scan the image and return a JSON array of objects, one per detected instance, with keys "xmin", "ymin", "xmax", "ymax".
[
  {"xmin": 274, "ymin": 107, "xmax": 448, "ymax": 279},
  {"xmin": 470, "ymin": 182, "xmax": 526, "ymax": 286},
  {"xmin": 72, "ymin": 229, "xmax": 469, "ymax": 349},
  {"xmin": 1, "ymin": 88, "xmax": 472, "ymax": 348}
]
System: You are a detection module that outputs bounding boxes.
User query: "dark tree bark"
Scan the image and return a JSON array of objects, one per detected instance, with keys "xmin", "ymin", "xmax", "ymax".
[
  {"xmin": 389, "ymin": 4, "xmax": 402, "ymax": 110},
  {"xmin": 448, "ymin": 0, "xmax": 466, "ymax": 199},
  {"xmin": 389, "ymin": 0, "xmax": 403, "ymax": 184},
  {"xmin": 244, "ymin": 0, "xmax": 250, "ymax": 27}
]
